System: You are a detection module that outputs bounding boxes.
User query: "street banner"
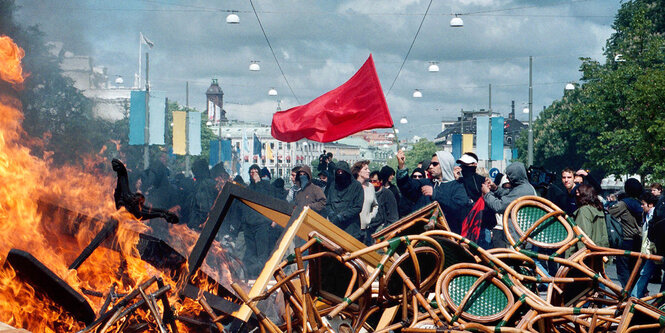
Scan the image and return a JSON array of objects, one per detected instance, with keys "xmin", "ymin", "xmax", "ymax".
[
  {"xmin": 266, "ymin": 142, "xmax": 274, "ymax": 160},
  {"xmin": 148, "ymin": 91, "xmax": 165, "ymax": 145},
  {"xmin": 129, "ymin": 90, "xmax": 146, "ymax": 145},
  {"xmin": 491, "ymin": 116, "xmax": 504, "ymax": 161},
  {"xmin": 188, "ymin": 111, "xmax": 201, "ymax": 155},
  {"xmin": 452, "ymin": 134, "xmax": 462, "ymax": 160},
  {"xmin": 462, "ymin": 134, "xmax": 473, "ymax": 155},
  {"xmin": 476, "ymin": 116, "xmax": 489, "ymax": 160},
  {"xmin": 253, "ymin": 133, "xmax": 262, "ymax": 158},
  {"xmin": 172, "ymin": 111, "xmax": 186, "ymax": 155}
]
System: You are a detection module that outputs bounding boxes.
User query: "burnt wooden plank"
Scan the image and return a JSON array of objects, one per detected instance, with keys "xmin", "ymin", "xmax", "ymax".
[{"xmin": 6, "ymin": 249, "xmax": 95, "ymax": 325}]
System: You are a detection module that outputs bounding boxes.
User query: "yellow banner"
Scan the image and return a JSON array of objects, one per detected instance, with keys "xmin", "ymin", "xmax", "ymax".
[
  {"xmin": 462, "ymin": 133, "xmax": 473, "ymax": 155},
  {"xmin": 172, "ymin": 111, "xmax": 187, "ymax": 155},
  {"xmin": 266, "ymin": 142, "xmax": 274, "ymax": 160}
]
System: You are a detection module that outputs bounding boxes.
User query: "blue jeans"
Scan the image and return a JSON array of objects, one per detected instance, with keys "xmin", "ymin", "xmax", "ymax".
[
  {"xmin": 477, "ymin": 228, "xmax": 492, "ymax": 249},
  {"xmin": 632, "ymin": 260, "xmax": 656, "ymax": 298},
  {"xmin": 616, "ymin": 239, "xmax": 636, "ymax": 288}
]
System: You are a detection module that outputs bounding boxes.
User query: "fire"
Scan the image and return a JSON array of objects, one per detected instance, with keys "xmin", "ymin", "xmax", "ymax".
[
  {"xmin": 0, "ymin": 36, "xmax": 25, "ymax": 86},
  {"xmin": 0, "ymin": 35, "xmax": 241, "ymax": 331}
]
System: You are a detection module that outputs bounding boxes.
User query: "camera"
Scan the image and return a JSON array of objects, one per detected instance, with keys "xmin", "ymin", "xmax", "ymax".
[{"xmin": 527, "ymin": 166, "xmax": 556, "ymax": 189}]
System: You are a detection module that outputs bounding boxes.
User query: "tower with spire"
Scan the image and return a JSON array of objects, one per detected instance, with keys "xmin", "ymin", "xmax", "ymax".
[{"xmin": 206, "ymin": 79, "xmax": 227, "ymax": 123}]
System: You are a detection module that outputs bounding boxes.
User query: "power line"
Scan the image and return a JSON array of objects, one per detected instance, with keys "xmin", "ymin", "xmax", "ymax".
[
  {"xmin": 249, "ymin": 0, "xmax": 300, "ymax": 105},
  {"xmin": 386, "ymin": 0, "xmax": 433, "ymax": 96}
]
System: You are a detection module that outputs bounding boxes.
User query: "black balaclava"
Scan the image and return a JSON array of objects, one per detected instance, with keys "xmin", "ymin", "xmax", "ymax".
[
  {"xmin": 335, "ymin": 170, "xmax": 352, "ymax": 190},
  {"xmin": 460, "ymin": 164, "xmax": 477, "ymax": 176}
]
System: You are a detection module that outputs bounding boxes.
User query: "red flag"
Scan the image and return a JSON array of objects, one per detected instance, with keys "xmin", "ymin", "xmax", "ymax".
[
  {"xmin": 461, "ymin": 197, "xmax": 486, "ymax": 242},
  {"xmin": 271, "ymin": 54, "xmax": 393, "ymax": 142}
]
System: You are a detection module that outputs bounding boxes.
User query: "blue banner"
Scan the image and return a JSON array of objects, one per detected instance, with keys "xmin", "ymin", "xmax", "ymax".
[
  {"xmin": 253, "ymin": 133, "xmax": 262, "ymax": 157},
  {"xmin": 512, "ymin": 148, "xmax": 519, "ymax": 161},
  {"xmin": 148, "ymin": 91, "xmax": 165, "ymax": 145},
  {"xmin": 188, "ymin": 111, "xmax": 201, "ymax": 155},
  {"xmin": 491, "ymin": 117, "xmax": 504, "ymax": 161},
  {"xmin": 452, "ymin": 134, "xmax": 462, "ymax": 161},
  {"xmin": 129, "ymin": 91, "xmax": 146, "ymax": 145},
  {"xmin": 210, "ymin": 139, "xmax": 233, "ymax": 167},
  {"xmin": 476, "ymin": 116, "xmax": 490, "ymax": 160},
  {"xmin": 209, "ymin": 140, "xmax": 219, "ymax": 167}
]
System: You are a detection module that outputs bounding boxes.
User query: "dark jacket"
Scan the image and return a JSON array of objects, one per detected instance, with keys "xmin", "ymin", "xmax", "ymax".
[
  {"xmin": 609, "ymin": 197, "xmax": 643, "ymax": 240},
  {"xmin": 397, "ymin": 151, "xmax": 472, "ymax": 234},
  {"xmin": 396, "ymin": 169, "xmax": 431, "ymax": 217},
  {"xmin": 294, "ymin": 165, "xmax": 326, "ymax": 215},
  {"xmin": 368, "ymin": 187, "xmax": 399, "ymax": 231},
  {"xmin": 325, "ymin": 161, "xmax": 364, "ymax": 240},
  {"xmin": 545, "ymin": 182, "xmax": 577, "ymax": 215},
  {"xmin": 245, "ymin": 178, "xmax": 275, "ymax": 225},
  {"xmin": 459, "ymin": 165, "xmax": 486, "ymax": 202},
  {"xmin": 484, "ymin": 162, "xmax": 536, "ymax": 215}
]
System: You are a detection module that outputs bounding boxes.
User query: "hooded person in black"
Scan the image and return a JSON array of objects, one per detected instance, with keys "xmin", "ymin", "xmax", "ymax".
[
  {"xmin": 325, "ymin": 161, "xmax": 364, "ymax": 241},
  {"xmin": 243, "ymin": 164, "xmax": 277, "ymax": 278},
  {"xmin": 186, "ymin": 159, "xmax": 218, "ymax": 231}
]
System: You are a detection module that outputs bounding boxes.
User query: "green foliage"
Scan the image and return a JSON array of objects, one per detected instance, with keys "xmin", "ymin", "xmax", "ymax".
[
  {"xmin": 1, "ymin": 0, "xmax": 109, "ymax": 166},
  {"xmin": 520, "ymin": 0, "xmax": 665, "ymax": 179},
  {"xmin": 401, "ymin": 138, "xmax": 438, "ymax": 171}
]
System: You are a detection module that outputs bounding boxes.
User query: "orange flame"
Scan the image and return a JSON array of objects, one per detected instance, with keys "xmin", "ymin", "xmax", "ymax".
[
  {"xmin": 0, "ymin": 35, "xmax": 25, "ymax": 86},
  {"xmin": 0, "ymin": 35, "xmax": 244, "ymax": 331}
]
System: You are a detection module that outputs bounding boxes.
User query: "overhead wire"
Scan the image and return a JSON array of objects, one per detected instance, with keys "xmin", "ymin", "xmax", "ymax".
[
  {"xmin": 386, "ymin": 0, "xmax": 433, "ymax": 97},
  {"xmin": 249, "ymin": 0, "xmax": 300, "ymax": 105}
]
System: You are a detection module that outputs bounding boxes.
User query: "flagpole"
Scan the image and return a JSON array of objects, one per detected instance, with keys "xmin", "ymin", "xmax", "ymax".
[
  {"xmin": 143, "ymin": 52, "xmax": 150, "ymax": 170},
  {"xmin": 138, "ymin": 34, "xmax": 142, "ymax": 90},
  {"xmin": 392, "ymin": 126, "xmax": 400, "ymax": 151}
]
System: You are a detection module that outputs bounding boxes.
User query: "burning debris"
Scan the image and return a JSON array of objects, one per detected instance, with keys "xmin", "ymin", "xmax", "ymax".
[{"xmin": 0, "ymin": 35, "xmax": 246, "ymax": 332}]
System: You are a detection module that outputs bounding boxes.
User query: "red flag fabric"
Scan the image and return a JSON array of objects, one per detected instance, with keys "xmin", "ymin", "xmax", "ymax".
[
  {"xmin": 461, "ymin": 197, "xmax": 486, "ymax": 242},
  {"xmin": 271, "ymin": 54, "xmax": 393, "ymax": 142}
]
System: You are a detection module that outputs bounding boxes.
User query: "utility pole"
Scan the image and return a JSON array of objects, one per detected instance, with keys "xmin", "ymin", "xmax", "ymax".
[
  {"xmin": 528, "ymin": 56, "xmax": 534, "ymax": 167},
  {"xmin": 185, "ymin": 81, "xmax": 190, "ymax": 176},
  {"xmin": 143, "ymin": 52, "xmax": 150, "ymax": 170}
]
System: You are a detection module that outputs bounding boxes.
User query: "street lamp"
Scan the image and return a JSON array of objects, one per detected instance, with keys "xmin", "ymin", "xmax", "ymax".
[
  {"xmin": 450, "ymin": 15, "xmax": 464, "ymax": 27},
  {"xmin": 226, "ymin": 13, "xmax": 240, "ymax": 24},
  {"xmin": 400, "ymin": 116, "xmax": 408, "ymax": 124},
  {"xmin": 268, "ymin": 87, "xmax": 278, "ymax": 96},
  {"xmin": 428, "ymin": 61, "xmax": 440, "ymax": 72},
  {"xmin": 249, "ymin": 61, "xmax": 260, "ymax": 71},
  {"xmin": 565, "ymin": 83, "xmax": 575, "ymax": 91},
  {"xmin": 412, "ymin": 89, "xmax": 422, "ymax": 98}
]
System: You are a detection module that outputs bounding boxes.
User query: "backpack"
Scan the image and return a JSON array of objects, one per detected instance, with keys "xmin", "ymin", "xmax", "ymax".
[{"xmin": 604, "ymin": 209, "xmax": 623, "ymax": 248}]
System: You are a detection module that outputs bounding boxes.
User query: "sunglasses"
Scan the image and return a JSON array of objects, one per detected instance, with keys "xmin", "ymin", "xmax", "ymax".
[
  {"xmin": 429, "ymin": 162, "xmax": 439, "ymax": 167},
  {"xmin": 412, "ymin": 174, "xmax": 423, "ymax": 179}
]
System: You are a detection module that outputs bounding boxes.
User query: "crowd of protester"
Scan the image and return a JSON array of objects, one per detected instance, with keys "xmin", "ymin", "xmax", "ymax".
[{"xmin": 123, "ymin": 151, "xmax": 665, "ymax": 287}]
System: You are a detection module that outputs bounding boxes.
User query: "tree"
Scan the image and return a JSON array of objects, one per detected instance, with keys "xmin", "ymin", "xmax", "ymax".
[
  {"xmin": 385, "ymin": 138, "xmax": 438, "ymax": 172},
  {"xmin": 1, "ymin": 0, "xmax": 110, "ymax": 167},
  {"xmin": 517, "ymin": 0, "xmax": 665, "ymax": 180}
]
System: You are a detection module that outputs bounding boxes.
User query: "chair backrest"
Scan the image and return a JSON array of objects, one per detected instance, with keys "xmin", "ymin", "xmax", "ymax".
[
  {"xmin": 436, "ymin": 263, "xmax": 515, "ymax": 324},
  {"xmin": 504, "ymin": 196, "xmax": 575, "ymax": 250}
]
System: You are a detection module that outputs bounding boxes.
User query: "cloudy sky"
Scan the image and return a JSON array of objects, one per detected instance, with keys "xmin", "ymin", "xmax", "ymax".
[{"xmin": 16, "ymin": 0, "xmax": 622, "ymax": 140}]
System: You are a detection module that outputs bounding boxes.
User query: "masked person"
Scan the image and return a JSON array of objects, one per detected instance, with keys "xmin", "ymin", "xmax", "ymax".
[
  {"xmin": 325, "ymin": 161, "xmax": 364, "ymax": 241},
  {"xmin": 293, "ymin": 165, "xmax": 326, "ymax": 215},
  {"xmin": 364, "ymin": 171, "xmax": 399, "ymax": 245}
]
